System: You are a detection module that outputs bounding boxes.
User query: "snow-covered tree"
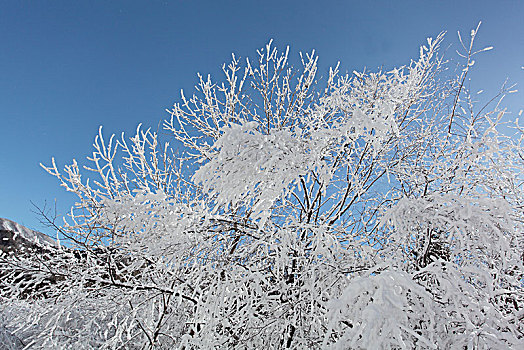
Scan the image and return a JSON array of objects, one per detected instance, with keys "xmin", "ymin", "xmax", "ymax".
[{"xmin": 1, "ymin": 27, "xmax": 523, "ymax": 349}]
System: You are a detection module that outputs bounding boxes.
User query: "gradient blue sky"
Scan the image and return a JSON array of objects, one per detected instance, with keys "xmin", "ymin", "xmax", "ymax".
[{"xmin": 1, "ymin": 0, "xmax": 523, "ymax": 233}]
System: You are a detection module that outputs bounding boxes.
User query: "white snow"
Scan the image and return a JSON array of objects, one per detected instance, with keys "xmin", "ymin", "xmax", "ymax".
[{"xmin": 0, "ymin": 218, "xmax": 56, "ymax": 246}]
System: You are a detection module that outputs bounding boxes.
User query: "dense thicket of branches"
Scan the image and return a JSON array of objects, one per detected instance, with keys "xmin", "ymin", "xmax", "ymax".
[{"xmin": 1, "ymin": 28, "xmax": 523, "ymax": 349}]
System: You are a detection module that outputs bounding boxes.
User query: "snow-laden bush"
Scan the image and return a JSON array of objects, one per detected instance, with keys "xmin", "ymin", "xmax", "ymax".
[{"xmin": 1, "ymin": 27, "xmax": 523, "ymax": 349}]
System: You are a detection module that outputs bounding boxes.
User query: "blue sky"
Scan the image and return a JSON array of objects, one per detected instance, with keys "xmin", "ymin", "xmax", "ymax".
[{"xmin": 1, "ymin": 0, "xmax": 523, "ymax": 233}]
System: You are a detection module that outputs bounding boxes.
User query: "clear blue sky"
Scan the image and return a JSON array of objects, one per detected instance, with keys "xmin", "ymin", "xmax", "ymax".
[{"xmin": 1, "ymin": 0, "xmax": 523, "ymax": 233}]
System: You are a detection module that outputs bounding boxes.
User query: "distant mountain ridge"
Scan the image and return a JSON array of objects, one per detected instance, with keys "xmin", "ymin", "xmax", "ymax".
[{"xmin": 0, "ymin": 218, "xmax": 56, "ymax": 253}]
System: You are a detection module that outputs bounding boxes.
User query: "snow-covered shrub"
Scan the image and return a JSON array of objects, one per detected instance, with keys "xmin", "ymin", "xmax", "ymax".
[{"xmin": 1, "ymin": 28, "xmax": 522, "ymax": 349}]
